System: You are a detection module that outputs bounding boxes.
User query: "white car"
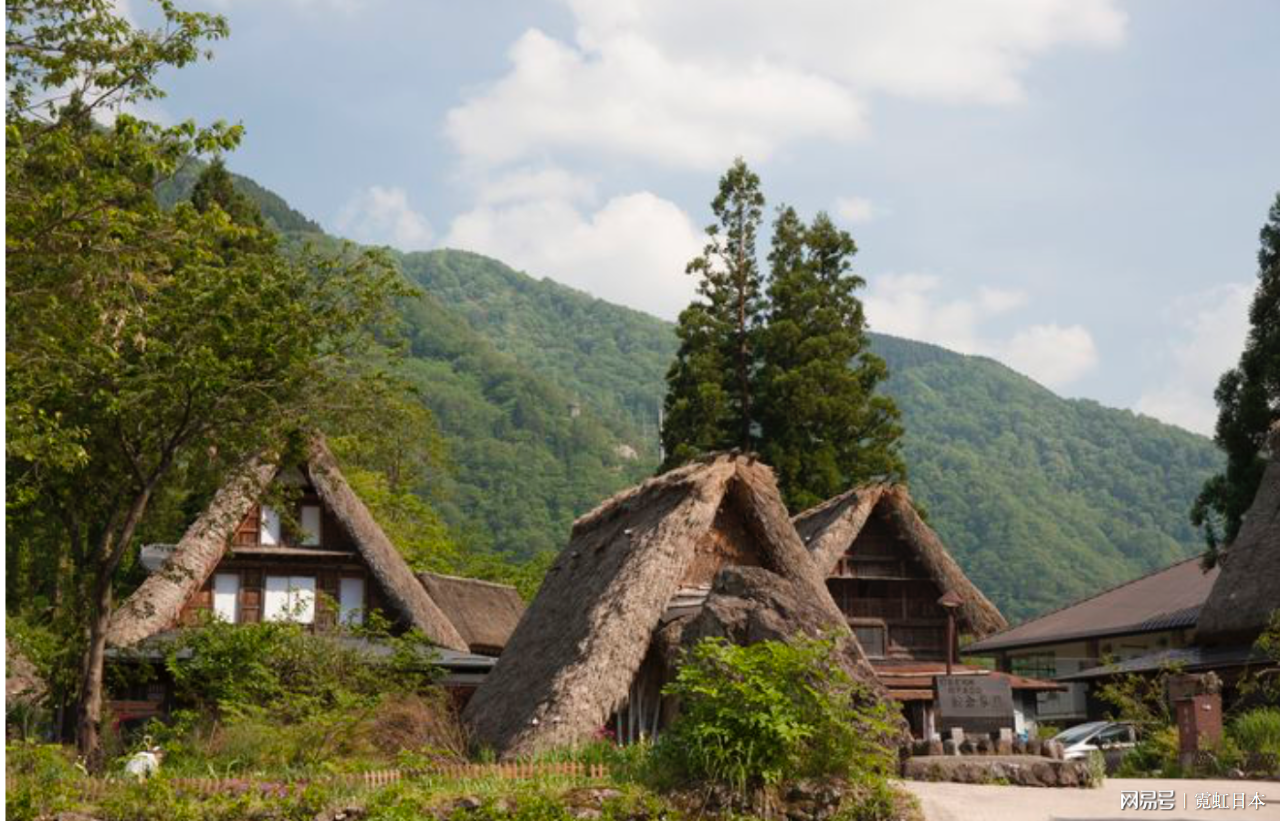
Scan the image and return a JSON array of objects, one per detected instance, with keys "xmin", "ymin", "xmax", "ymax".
[{"xmin": 1053, "ymin": 721, "xmax": 1138, "ymax": 770}]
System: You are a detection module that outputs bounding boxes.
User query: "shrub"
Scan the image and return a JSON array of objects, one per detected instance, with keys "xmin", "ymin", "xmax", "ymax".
[
  {"xmin": 1229, "ymin": 707, "xmax": 1280, "ymax": 758},
  {"xmin": 5, "ymin": 742, "xmax": 84, "ymax": 821},
  {"xmin": 1114, "ymin": 726, "xmax": 1180, "ymax": 778},
  {"xmin": 647, "ymin": 636, "xmax": 898, "ymax": 793}
]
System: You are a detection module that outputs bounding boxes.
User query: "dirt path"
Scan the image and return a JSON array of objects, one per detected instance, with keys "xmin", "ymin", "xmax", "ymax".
[{"xmin": 903, "ymin": 778, "xmax": 1280, "ymax": 821}]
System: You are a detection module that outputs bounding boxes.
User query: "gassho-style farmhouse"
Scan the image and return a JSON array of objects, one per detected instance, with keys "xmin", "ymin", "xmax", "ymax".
[{"xmin": 100, "ymin": 426, "xmax": 1280, "ymax": 754}]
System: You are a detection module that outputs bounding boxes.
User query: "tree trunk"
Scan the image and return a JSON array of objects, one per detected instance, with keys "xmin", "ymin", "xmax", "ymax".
[
  {"xmin": 75, "ymin": 478, "xmax": 159, "ymax": 770},
  {"xmin": 76, "ymin": 576, "xmax": 113, "ymax": 770}
]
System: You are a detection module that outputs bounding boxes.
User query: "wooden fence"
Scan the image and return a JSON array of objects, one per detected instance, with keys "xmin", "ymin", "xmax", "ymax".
[{"xmin": 81, "ymin": 761, "xmax": 611, "ymax": 799}]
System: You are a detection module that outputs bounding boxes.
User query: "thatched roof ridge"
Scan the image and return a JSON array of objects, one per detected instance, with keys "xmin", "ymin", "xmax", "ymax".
[
  {"xmin": 107, "ymin": 459, "xmax": 278, "ymax": 648},
  {"xmin": 462, "ymin": 453, "xmax": 863, "ymax": 757},
  {"xmin": 418, "ymin": 572, "xmax": 526, "ymax": 655},
  {"xmin": 794, "ymin": 484, "xmax": 1008, "ymax": 638},
  {"xmin": 1196, "ymin": 422, "xmax": 1280, "ymax": 646},
  {"xmin": 306, "ymin": 439, "xmax": 467, "ymax": 651},
  {"xmin": 107, "ymin": 436, "xmax": 469, "ymax": 652}
]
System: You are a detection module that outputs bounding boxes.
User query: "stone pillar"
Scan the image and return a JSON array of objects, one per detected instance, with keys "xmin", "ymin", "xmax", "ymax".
[{"xmin": 1170, "ymin": 674, "xmax": 1223, "ymax": 772}]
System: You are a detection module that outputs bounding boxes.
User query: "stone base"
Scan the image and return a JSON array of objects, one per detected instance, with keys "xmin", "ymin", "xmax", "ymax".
[{"xmin": 901, "ymin": 755, "xmax": 1096, "ymax": 788}]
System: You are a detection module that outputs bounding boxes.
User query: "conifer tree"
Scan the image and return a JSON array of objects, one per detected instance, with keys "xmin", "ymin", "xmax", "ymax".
[
  {"xmin": 757, "ymin": 208, "xmax": 904, "ymax": 509},
  {"xmin": 1193, "ymin": 191, "xmax": 1280, "ymax": 563},
  {"xmin": 662, "ymin": 157, "xmax": 765, "ymax": 463}
]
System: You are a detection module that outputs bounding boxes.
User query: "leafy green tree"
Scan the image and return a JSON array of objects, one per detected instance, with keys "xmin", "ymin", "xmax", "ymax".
[
  {"xmin": 190, "ymin": 156, "xmax": 265, "ymax": 230},
  {"xmin": 757, "ymin": 208, "xmax": 905, "ymax": 509},
  {"xmin": 1192, "ymin": 192, "xmax": 1280, "ymax": 563},
  {"xmin": 661, "ymin": 303, "xmax": 733, "ymax": 466},
  {"xmin": 663, "ymin": 157, "xmax": 765, "ymax": 460},
  {"xmin": 649, "ymin": 636, "xmax": 898, "ymax": 793},
  {"xmin": 6, "ymin": 0, "xmax": 405, "ymax": 767}
]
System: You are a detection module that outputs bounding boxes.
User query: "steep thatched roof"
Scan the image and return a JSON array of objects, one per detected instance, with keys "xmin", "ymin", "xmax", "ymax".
[
  {"xmin": 463, "ymin": 453, "xmax": 878, "ymax": 757},
  {"xmin": 107, "ymin": 437, "xmax": 468, "ymax": 652},
  {"xmin": 1196, "ymin": 422, "xmax": 1280, "ymax": 646},
  {"xmin": 794, "ymin": 484, "xmax": 1008, "ymax": 638},
  {"xmin": 418, "ymin": 572, "xmax": 525, "ymax": 655}
]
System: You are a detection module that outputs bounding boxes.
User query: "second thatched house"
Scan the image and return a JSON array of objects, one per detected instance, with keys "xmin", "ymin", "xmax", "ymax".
[
  {"xmin": 795, "ymin": 485, "xmax": 1062, "ymax": 738},
  {"xmin": 463, "ymin": 454, "xmax": 885, "ymax": 758}
]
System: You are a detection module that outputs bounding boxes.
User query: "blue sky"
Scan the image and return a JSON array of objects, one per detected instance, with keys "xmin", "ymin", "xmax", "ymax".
[{"xmin": 140, "ymin": 0, "xmax": 1279, "ymax": 435}]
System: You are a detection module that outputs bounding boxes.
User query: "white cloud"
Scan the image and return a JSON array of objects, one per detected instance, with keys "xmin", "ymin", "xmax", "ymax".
[
  {"xmin": 834, "ymin": 196, "xmax": 880, "ymax": 224},
  {"xmin": 863, "ymin": 273, "xmax": 1097, "ymax": 389},
  {"xmin": 475, "ymin": 166, "xmax": 597, "ymax": 206},
  {"xmin": 1003, "ymin": 324, "xmax": 1099, "ymax": 388},
  {"xmin": 335, "ymin": 186, "xmax": 434, "ymax": 250},
  {"xmin": 448, "ymin": 0, "xmax": 1125, "ymax": 170},
  {"xmin": 1133, "ymin": 283, "xmax": 1252, "ymax": 435},
  {"xmin": 446, "ymin": 28, "xmax": 864, "ymax": 170},
  {"xmin": 444, "ymin": 189, "xmax": 703, "ymax": 319}
]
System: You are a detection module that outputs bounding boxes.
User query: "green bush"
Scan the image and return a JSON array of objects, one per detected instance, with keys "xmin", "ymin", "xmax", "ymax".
[
  {"xmin": 1229, "ymin": 707, "xmax": 1280, "ymax": 758},
  {"xmin": 1114, "ymin": 726, "xmax": 1181, "ymax": 778},
  {"xmin": 148, "ymin": 618, "xmax": 460, "ymax": 777},
  {"xmin": 5, "ymin": 742, "xmax": 84, "ymax": 821},
  {"xmin": 647, "ymin": 636, "xmax": 898, "ymax": 793}
]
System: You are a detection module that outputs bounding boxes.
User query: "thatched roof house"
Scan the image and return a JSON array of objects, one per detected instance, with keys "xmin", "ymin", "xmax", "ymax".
[
  {"xmin": 107, "ymin": 436, "xmax": 468, "ymax": 652},
  {"xmin": 418, "ymin": 572, "xmax": 526, "ymax": 656},
  {"xmin": 463, "ymin": 454, "xmax": 881, "ymax": 758},
  {"xmin": 795, "ymin": 484, "xmax": 1007, "ymax": 639},
  {"xmin": 1196, "ymin": 422, "xmax": 1280, "ymax": 647}
]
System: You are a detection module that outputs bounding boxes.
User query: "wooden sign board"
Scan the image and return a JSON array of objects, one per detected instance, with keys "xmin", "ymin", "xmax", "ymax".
[{"xmin": 935, "ymin": 674, "xmax": 1013, "ymax": 735}]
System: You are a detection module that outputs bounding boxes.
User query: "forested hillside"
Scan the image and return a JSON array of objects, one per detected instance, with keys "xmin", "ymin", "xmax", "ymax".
[{"xmin": 207, "ymin": 172, "xmax": 1221, "ymax": 621}]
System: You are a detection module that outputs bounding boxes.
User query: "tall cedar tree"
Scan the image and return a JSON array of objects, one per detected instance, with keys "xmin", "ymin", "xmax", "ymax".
[
  {"xmin": 757, "ymin": 208, "xmax": 905, "ymax": 510},
  {"xmin": 662, "ymin": 158, "xmax": 765, "ymax": 464},
  {"xmin": 1192, "ymin": 192, "xmax": 1280, "ymax": 564}
]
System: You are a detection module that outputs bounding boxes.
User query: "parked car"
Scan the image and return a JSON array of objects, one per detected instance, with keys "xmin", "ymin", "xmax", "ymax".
[{"xmin": 1053, "ymin": 721, "xmax": 1139, "ymax": 771}]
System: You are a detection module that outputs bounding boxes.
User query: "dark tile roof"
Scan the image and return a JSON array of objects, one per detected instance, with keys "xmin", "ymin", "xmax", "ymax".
[
  {"xmin": 1059, "ymin": 644, "xmax": 1272, "ymax": 681},
  {"xmin": 964, "ymin": 557, "xmax": 1218, "ymax": 654}
]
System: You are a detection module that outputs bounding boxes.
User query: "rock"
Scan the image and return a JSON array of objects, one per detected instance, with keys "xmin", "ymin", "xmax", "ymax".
[
  {"xmin": 680, "ymin": 568, "xmax": 884, "ymax": 697},
  {"xmin": 1043, "ymin": 740, "xmax": 1063, "ymax": 760},
  {"xmin": 959, "ymin": 739, "xmax": 978, "ymax": 755},
  {"xmin": 926, "ymin": 738, "xmax": 945, "ymax": 757},
  {"xmin": 942, "ymin": 739, "xmax": 959, "ymax": 756},
  {"xmin": 1012, "ymin": 738, "xmax": 1027, "ymax": 756},
  {"xmin": 1026, "ymin": 738, "xmax": 1043, "ymax": 757},
  {"xmin": 976, "ymin": 737, "xmax": 993, "ymax": 755}
]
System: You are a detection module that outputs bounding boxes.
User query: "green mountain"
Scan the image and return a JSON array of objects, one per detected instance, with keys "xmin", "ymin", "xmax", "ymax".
[{"xmin": 195, "ymin": 171, "xmax": 1221, "ymax": 621}]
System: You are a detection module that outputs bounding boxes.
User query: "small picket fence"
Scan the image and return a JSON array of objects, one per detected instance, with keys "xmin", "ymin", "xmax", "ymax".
[{"xmin": 80, "ymin": 760, "xmax": 610, "ymax": 799}]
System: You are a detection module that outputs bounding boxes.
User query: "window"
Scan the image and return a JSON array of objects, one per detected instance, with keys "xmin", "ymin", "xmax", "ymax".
[
  {"xmin": 339, "ymin": 577, "xmax": 365, "ymax": 625},
  {"xmin": 854, "ymin": 625, "xmax": 886, "ymax": 658},
  {"xmin": 1011, "ymin": 653, "xmax": 1056, "ymax": 679},
  {"xmin": 264, "ymin": 575, "xmax": 316, "ymax": 623},
  {"xmin": 300, "ymin": 505, "xmax": 322, "ymax": 546},
  {"xmin": 260, "ymin": 506, "xmax": 282, "ymax": 546},
  {"xmin": 213, "ymin": 573, "xmax": 240, "ymax": 623}
]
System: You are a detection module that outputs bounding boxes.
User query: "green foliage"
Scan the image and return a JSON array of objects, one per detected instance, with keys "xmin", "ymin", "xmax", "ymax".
[
  {"xmin": 1084, "ymin": 750, "xmax": 1107, "ymax": 787},
  {"xmin": 662, "ymin": 162, "xmax": 904, "ymax": 511},
  {"xmin": 6, "ymin": 0, "xmax": 413, "ymax": 763},
  {"xmin": 144, "ymin": 618, "xmax": 461, "ymax": 776},
  {"xmin": 1094, "ymin": 665, "xmax": 1179, "ymax": 728},
  {"xmin": 1229, "ymin": 708, "xmax": 1280, "ymax": 759},
  {"xmin": 649, "ymin": 636, "xmax": 897, "ymax": 793},
  {"xmin": 877, "ymin": 334, "xmax": 1220, "ymax": 620},
  {"xmin": 757, "ymin": 207, "xmax": 905, "ymax": 510},
  {"xmin": 5, "ymin": 742, "xmax": 83, "ymax": 821},
  {"xmin": 1113, "ymin": 726, "xmax": 1181, "ymax": 779},
  {"xmin": 1193, "ymin": 191, "xmax": 1280, "ymax": 560}
]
